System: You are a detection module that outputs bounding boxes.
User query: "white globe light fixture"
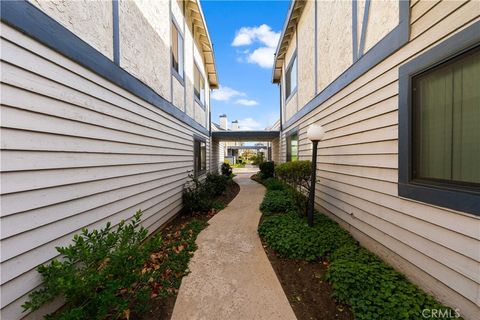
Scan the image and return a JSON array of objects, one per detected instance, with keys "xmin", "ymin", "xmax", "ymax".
[
  {"xmin": 306, "ymin": 123, "xmax": 325, "ymax": 227},
  {"xmin": 307, "ymin": 123, "xmax": 325, "ymax": 141}
]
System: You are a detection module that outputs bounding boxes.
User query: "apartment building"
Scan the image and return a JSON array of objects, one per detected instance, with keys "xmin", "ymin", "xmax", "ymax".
[
  {"xmin": 273, "ymin": 1, "xmax": 479, "ymax": 318},
  {"xmin": 0, "ymin": 0, "xmax": 218, "ymax": 318}
]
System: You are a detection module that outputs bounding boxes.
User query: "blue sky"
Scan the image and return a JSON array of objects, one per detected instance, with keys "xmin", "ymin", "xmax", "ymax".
[{"xmin": 201, "ymin": 0, "xmax": 290, "ymax": 130}]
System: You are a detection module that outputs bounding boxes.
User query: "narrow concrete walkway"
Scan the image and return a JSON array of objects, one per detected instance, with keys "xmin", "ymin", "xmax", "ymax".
[{"xmin": 171, "ymin": 170, "xmax": 297, "ymax": 320}]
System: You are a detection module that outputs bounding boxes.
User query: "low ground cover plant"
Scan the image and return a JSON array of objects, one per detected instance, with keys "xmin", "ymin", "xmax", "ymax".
[
  {"xmin": 23, "ymin": 212, "xmax": 207, "ymax": 319},
  {"xmin": 263, "ymin": 177, "xmax": 286, "ymax": 191},
  {"xmin": 257, "ymin": 176, "xmax": 458, "ymax": 319},
  {"xmin": 259, "ymin": 190, "xmax": 296, "ymax": 215}
]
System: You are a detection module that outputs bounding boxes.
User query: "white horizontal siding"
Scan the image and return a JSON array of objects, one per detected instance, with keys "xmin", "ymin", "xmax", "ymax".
[
  {"xmin": 0, "ymin": 23, "xmax": 209, "ymax": 319},
  {"xmin": 210, "ymin": 138, "xmax": 225, "ymax": 174},
  {"xmin": 279, "ymin": 1, "xmax": 480, "ymax": 318}
]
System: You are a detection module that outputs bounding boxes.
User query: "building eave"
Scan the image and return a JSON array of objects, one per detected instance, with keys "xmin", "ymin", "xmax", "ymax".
[
  {"xmin": 187, "ymin": 0, "xmax": 219, "ymax": 88},
  {"xmin": 272, "ymin": 0, "xmax": 307, "ymax": 83}
]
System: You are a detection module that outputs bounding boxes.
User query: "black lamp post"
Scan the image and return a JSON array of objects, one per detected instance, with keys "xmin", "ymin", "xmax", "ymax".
[{"xmin": 306, "ymin": 124, "xmax": 325, "ymax": 227}]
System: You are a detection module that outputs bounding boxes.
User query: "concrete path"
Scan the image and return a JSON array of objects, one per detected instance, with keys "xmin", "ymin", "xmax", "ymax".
[{"xmin": 171, "ymin": 170, "xmax": 297, "ymax": 320}]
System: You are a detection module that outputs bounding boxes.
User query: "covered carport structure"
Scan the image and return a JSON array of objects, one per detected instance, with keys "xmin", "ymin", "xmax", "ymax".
[{"xmin": 210, "ymin": 130, "xmax": 280, "ymax": 170}]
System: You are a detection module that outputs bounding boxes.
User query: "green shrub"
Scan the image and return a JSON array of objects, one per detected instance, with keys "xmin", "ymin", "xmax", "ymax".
[
  {"xmin": 275, "ymin": 160, "xmax": 312, "ymax": 193},
  {"xmin": 283, "ymin": 186, "xmax": 309, "ymax": 216},
  {"xmin": 221, "ymin": 162, "xmax": 232, "ymax": 177},
  {"xmin": 205, "ymin": 173, "xmax": 229, "ymax": 197},
  {"xmin": 259, "ymin": 190, "xmax": 296, "ymax": 215},
  {"xmin": 259, "ymin": 161, "xmax": 275, "ymax": 178},
  {"xmin": 23, "ymin": 211, "xmax": 162, "ymax": 319},
  {"xmin": 183, "ymin": 173, "xmax": 230, "ymax": 213},
  {"xmin": 274, "ymin": 161, "xmax": 313, "ymax": 215},
  {"xmin": 263, "ymin": 178, "xmax": 286, "ymax": 191},
  {"xmin": 252, "ymin": 153, "xmax": 265, "ymax": 165},
  {"xmin": 183, "ymin": 175, "xmax": 214, "ymax": 213}
]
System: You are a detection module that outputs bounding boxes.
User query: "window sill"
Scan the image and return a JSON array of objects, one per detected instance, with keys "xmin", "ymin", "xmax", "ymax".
[
  {"xmin": 285, "ymin": 87, "xmax": 297, "ymax": 105},
  {"xmin": 172, "ymin": 68, "xmax": 185, "ymax": 86},
  {"xmin": 195, "ymin": 170, "xmax": 206, "ymax": 178},
  {"xmin": 194, "ymin": 96, "xmax": 206, "ymax": 110},
  {"xmin": 398, "ymin": 182, "xmax": 480, "ymax": 216}
]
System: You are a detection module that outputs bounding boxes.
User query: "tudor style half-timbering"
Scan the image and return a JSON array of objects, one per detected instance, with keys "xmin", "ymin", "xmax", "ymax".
[
  {"xmin": 273, "ymin": 1, "xmax": 480, "ymax": 319},
  {"xmin": 0, "ymin": 1, "xmax": 218, "ymax": 318}
]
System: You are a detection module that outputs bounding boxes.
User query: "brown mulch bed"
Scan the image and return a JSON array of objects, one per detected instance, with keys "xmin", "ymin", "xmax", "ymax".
[
  {"xmin": 262, "ymin": 240, "xmax": 353, "ymax": 320},
  {"xmin": 140, "ymin": 180, "xmax": 240, "ymax": 320}
]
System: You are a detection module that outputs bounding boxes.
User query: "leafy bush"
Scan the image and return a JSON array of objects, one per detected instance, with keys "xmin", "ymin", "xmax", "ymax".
[
  {"xmin": 183, "ymin": 173, "xmax": 230, "ymax": 213},
  {"xmin": 183, "ymin": 175, "xmax": 215, "ymax": 213},
  {"xmin": 283, "ymin": 186, "xmax": 309, "ymax": 216},
  {"xmin": 221, "ymin": 162, "xmax": 232, "ymax": 177},
  {"xmin": 263, "ymin": 178, "xmax": 286, "ymax": 191},
  {"xmin": 259, "ymin": 161, "xmax": 275, "ymax": 179},
  {"xmin": 205, "ymin": 173, "xmax": 229, "ymax": 197},
  {"xmin": 272, "ymin": 162, "xmax": 312, "ymax": 216},
  {"xmin": 23, "ymin": 211, "xmax": 162, "ymax": 319},
  {"xmin": 259, "ymin": 190, "xmax": 297, "ymax": 215},
  {"xmin": 251, "ymin": 153, "xmax": 265, "ymax": 165},
  {"xmin": 275, "ymin": 160, "xmax": 312, "ymax": 193}
]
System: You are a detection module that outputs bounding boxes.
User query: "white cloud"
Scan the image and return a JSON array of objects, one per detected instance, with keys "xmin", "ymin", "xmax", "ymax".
[
  {"xmin": 232, "ymin": 24, "xmax": 280, "ymax": 48},
  {"xmin": 237, "ymin": 118, "xmax": 263, "ymax": 130},
  {"xmin": 247, "ymin": 47, "xmax": 276, "ymax": 68},
  {"xmin": 211, "ymin": 86, "xmax": 245, "ymax": 101},
  {"xmin": 232, "ymin": 24, "xmax": 280, "ymax": 69},
  {"xmin": 235, "ymin": 99, "xmax": 258, "ymax": 106}
]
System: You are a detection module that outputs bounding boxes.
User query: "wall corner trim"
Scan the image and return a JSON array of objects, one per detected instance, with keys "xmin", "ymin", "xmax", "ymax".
[{"xmin": 112, "ymin": 0, "xmax": 120, "ymax": 65}]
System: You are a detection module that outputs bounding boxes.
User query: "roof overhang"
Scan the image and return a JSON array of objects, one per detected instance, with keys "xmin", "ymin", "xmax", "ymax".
[
  {"xmin": 186, "ymin": 0, "xmax": 219, "ymax": 88},
  {"xmin": 212, "ymin": 131, "xmax": 280, "ymax": 142},
  {"xmin": 227, "ymin": 146, "xmax": 269, "ymax": 150},
  {"xmin": 272, "ymin": 0, "xmax": 307, "ymax": 83}
]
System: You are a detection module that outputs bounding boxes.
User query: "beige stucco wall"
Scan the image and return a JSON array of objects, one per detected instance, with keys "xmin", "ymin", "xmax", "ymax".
[
  {"xmin": 184, "ymin": 14, "xmax": 195, "ymax": 119},
  {"xmin": 29, "ymin": 0, "xmax": 113, "ymax": 59},
  {"xmin": 172, "ymin": 77, "xmax": 185, "ymax": 110},
  {"xmin": 297, "ymin": 0, "xmax": 316, "ymax": 107},
  {"xmin": 285, "ymin": 94, "xmax": 297, "ymax": 121},
  {"xmin": 194, "ymin": 102, "xmax": 206, "ymax": 126},
  {"xmin": 317, "ymin": 0, "xmax": 352, "ymax": 93},
  {"xmin": 119, "ymin": 0, "xmax": 171, "ymax": 101},
  {"xmin": 363, "ymin": 0, "xmax": 399, "ymax": 53}
]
